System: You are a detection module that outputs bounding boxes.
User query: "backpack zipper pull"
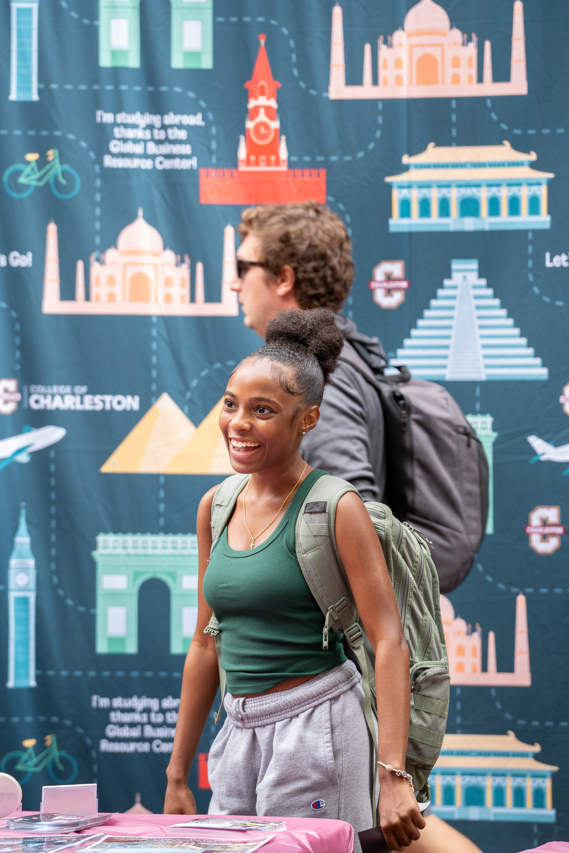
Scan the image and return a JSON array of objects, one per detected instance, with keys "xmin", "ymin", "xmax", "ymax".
[{"xmin": 322, "ymin": 608, "xmax": 335, "ymax": 650}]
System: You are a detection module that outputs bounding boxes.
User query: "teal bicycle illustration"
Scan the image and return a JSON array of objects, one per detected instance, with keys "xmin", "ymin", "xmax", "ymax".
[
  {"xmin": 3, "ymin": 149, "xmax": 81, "ymax": 199},
  {"xmin": 0, "ymin": 735, "xmax": 78, "ymax": 784}
]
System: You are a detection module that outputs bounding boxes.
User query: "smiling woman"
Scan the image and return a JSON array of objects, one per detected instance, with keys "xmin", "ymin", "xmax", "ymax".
[{"xmin": 164, "ymin": 309, "xmax": 426, "ymax": 853}]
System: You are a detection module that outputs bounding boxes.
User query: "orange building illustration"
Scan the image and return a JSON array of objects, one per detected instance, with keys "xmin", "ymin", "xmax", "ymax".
[
  {"xmin": 329, "ymin": 0, "xmax": 527, "ymax": 100},
  {"xmin": 42, "ymin": 211, "xmax": 239, "ymax": 317},
  {"xmin": 441, "ymin": 593, "xmax": 531, "ymax": 687},
  {"xmin": 200, "ymin": 34, "xmax": 326, "ymax": 205}
]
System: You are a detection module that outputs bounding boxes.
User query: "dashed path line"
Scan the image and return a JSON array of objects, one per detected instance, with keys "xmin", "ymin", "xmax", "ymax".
[
  {"xmin": 47, "ymin": 447, "xmax": 96, "ymax": 615},
  {"xmin": 451, "ymin": 98, "xmax": 457, "ymax": 143},
  {"xmin": 36, "ymin": 670, "xmax": 182, "ymax": 679},
  {"xmin": 59, "ymin": 0, "xmax": 97, "ymax": 25},
  {"xmin": 486, "ymin": 98, "xmax": 565, "ymax": 136},
  {"xmin": 0, "ymin": 301, "xmax": 21, "ymax": 375},
  {"xmin": 476, "ymin": 561, "xmax": 569, "ymax": 596},
  {"xmin": 184, "ymin": 360, "xmax": 237, "ymax": 414},
  {"xmin": 490, "ymin": 688, "xmax": 568, "ymax": 730}
]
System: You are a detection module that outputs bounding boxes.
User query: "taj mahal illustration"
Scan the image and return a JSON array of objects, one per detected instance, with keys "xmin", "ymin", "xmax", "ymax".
[
  {"xmin": 200, "ymin": 35, "xmax": 326, "ymax": 205},
  {"xmin": 329, "ymin": 0, "xmax": 527, "ymax": 100},
  {"xmin": 7, "ymin": 504, "xmax": 37, "ymax": 689},
  {"xmin": 392, "ymin": 259, "xmax": 548, "ymax": 381},
  {"xmin": 42, "ymin": 212, "xmax": 239, "ymax": 317},
  {"xmin": 442, "ymin": 593, "xmax": 530, "ymax": 687}
]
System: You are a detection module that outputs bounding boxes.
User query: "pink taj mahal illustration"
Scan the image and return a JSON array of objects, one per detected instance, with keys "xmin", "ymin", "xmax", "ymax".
[
  {"xmin": 329, "ymin": 0, "xmax": 527, "ymax": 100},
  {"xmin": 442, "ymin": 593, "xmax": 531, "ymax": 687},
  {"xmin": 42, "ymin": 210, "xmax": 239, "ymax": 317}
]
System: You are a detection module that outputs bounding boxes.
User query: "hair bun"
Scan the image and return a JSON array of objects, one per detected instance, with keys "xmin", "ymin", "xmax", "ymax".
[{"xmin": 265, "ymin": 308, "xmax": 344, "ymax": 384}]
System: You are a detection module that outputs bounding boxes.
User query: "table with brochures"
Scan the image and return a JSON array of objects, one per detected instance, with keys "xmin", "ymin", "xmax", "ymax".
[{"xmin": 0, "ymin": 813, "xmax": 354, "ymax": 853}]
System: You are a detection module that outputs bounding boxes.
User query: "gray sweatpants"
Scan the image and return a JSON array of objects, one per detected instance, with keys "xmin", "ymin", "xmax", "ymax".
[{"xmin": 208, "ymin": 660, "xmax": 374, "ymax": 851}]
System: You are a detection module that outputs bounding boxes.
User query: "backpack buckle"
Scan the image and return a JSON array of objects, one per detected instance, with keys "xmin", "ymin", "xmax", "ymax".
[
  {"xmin": 344, "ymin": 621, "xmax": 364, "ymax": 647},
  {"xmin": 322, "ymin": 597, "xmax": 353, "ymax": 649}
]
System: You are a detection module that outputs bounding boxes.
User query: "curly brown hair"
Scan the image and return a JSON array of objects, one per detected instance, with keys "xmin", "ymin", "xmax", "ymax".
[{"xmin": 237, "ymin": 201, "xmax": 354, "ymax": 312}]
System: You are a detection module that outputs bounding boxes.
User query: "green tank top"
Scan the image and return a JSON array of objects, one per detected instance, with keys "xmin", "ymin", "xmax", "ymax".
[{"xmin": 203, "ymin": 468, "xmax": 347, "ymax": 695}]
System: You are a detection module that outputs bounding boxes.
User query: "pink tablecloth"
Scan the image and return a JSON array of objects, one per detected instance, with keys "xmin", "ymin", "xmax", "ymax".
[
  {"xmin": 517, "ymin": 845, "xmax": 569, "ymax": 853},
  {"xmin": 77, "ymin": 813, "xmax": 354, "ymax": 853}
]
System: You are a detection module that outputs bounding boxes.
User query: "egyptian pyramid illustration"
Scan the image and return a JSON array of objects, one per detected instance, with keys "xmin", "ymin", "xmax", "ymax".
[
  {"xmin": 101, "ymin": 393, "xmax": 233, "ymax": 474},
  {"xmin": 391, "ymin": 259, "xmax": 548, "ymax": 381}
]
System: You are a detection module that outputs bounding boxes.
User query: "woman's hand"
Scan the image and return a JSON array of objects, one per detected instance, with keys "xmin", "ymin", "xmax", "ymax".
[
  {"xmin": 163, "ymin": 778, "xmax": 198, "ymax": 815},
  {"xmin": 378, "ymin": 773, "xmax": 426, "ymax": 852}
]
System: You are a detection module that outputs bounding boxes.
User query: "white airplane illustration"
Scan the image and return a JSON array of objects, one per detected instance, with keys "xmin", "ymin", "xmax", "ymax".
[
  {"xmin": 0, "ymin": 425, "xmax": 66, "ymax": 471},
  {"xmin": 527, "ymin": 435, "xmax": 569, "ymax": 475}
]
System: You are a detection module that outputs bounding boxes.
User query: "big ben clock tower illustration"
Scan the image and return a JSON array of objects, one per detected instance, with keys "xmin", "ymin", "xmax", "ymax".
[
  {"xmin": 200, "ymin": 34, "xmax": 326, "ymax": 204},
  {"xmin": 7, "ymin": 504, "xmax": 37, "ymax": 689}
]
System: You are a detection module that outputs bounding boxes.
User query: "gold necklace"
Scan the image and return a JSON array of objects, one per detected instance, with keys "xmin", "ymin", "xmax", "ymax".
[{"xmin": 243, "ymin": 461, "xmax": 308, "ymax": 549}]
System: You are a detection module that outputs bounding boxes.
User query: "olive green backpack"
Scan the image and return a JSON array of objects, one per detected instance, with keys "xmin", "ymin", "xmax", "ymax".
[{"xmin": 206, "ymin": 472, "xmax": 450, "ymax": 813}]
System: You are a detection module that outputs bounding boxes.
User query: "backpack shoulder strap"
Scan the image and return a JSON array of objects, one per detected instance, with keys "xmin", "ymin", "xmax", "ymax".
[
  {"xmin": 210, "ymin": 473, "xmax": 249, "ymax": 547},
  {"xmin": 206, "ymin": 473, "xmax": 248, "ymax": 724},
  {"xmin": 295, "ymin": 474, "xmax": 380, "ymax": 826},
  {"xmin": 295, "ymin": 473, "xmax": 360, "ymax": 642}
]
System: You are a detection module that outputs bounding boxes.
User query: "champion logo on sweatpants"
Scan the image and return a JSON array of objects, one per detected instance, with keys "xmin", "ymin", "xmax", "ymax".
[{"xmin": 311, "ymin": 799, "xmax": 326, "ymax": 811}]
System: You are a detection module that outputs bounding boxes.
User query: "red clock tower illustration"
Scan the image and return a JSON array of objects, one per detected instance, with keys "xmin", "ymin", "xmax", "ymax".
[{"xmin": 200, "ymin": 34, "xmax": 326, "ymax": 204}]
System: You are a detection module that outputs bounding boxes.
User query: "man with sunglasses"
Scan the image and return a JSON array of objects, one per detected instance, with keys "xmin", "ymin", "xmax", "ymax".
[{"xmin": 231, "ymin": 200, "xmax": 387, "ymax": 503}]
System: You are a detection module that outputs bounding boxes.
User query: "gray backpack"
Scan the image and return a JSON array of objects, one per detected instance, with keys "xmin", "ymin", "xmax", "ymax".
[
  {"xmin": 206, "ymin": 472, "xmax": 450, "ymax": 815},
  {"xmin": 339, "ymin": 343, "xmax": 489, "ymax": 594}
]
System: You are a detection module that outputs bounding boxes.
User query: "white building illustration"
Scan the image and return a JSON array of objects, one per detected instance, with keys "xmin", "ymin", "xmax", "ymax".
[
  {"xmin": 93, "ymin": 533, "xmax": 199, "ymax": 654},
  {"xmin": 7, "ymin": 504, "xmax": 37, "ymax": 689},
  {"xmin": 329, "ymin": 0, "xmax": 527, "ymax": 99},
  {"xmin": 42, "ymin": 211, "xmax": 239, "ymax": 317},
  {"xmin": 392, "ymin": 259, "xmax": 548, "ymax": 381}
]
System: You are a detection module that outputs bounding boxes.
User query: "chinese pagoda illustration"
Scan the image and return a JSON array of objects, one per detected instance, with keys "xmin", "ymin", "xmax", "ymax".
[
  {"xmin": 329, "ymin": 0, "xmax": 527, "ymax": 100},
  {"xmin": 430, "ymin": 731, "xmax": 557, "ymax": 822},
  {"xmin": 200, "ymin": 34, "xmax": 326, "ymax": 205},
  {"xmin": 386, "ymin": 142, "xmax": 553, "ymax": 233}
]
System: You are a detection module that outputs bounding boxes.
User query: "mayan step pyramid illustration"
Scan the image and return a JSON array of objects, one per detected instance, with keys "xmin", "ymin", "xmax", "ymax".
[{"xmin": 391, "ymin": 259, "xmax": 548, "ymax": 381}]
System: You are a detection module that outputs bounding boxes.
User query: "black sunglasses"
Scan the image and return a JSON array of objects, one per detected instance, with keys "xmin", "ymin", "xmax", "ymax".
[{"xmin": 236, "ymin": 259, "xmax": 270, "ymax": 279}]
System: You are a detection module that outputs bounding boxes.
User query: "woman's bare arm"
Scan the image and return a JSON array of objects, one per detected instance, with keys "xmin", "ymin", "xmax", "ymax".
[
  {"xmin": 335, "ymin": 492, "xmax": 426, "ymax": 852},
  {"xmin": 164, "ymin": 486, "xmax": 222, "ymax": 814}
]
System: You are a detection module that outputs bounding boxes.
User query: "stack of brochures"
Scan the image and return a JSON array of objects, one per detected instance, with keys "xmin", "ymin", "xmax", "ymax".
[
  {"xmin": 0, "ymin": 834, "xmax": 105, "ymax": 853},
  {"xmin": 75, "ymin": 836, "xmax": 275, "ymax": 853},
  {"xmin": 4, "ymin": 814, "xmax": 113, "ymax": 833},
  {"xmin": 169, "ymin": 818, "xmax": 286, "ymax": 833}
]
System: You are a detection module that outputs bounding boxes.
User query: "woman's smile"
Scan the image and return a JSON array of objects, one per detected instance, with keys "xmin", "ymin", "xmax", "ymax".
[{"xmin": 229, "ymin": 438, "xmax": 262, "ymax": 459}]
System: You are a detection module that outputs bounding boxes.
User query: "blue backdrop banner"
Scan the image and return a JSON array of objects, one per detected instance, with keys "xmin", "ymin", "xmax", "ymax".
[{"xmin": 1, "ymin": 2, "xmax": 568, "ymax": 850}]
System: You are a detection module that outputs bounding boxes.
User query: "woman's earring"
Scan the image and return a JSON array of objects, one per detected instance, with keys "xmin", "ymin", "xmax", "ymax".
[{"xmin": 302, "ymin": 429, "xmax": 306, "ymax": 435}]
